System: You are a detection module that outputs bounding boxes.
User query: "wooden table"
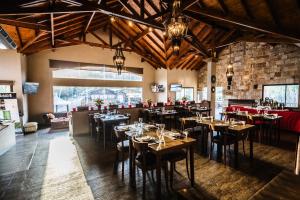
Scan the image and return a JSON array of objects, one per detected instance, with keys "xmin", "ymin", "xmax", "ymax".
[
  {"xmin": 94, "ymin": 114, "xmax": 129, "ymax": 150},
  {"xmin": 124, "ymin": 126, "xmax": 196, "ymax": 199},
  {"xmin": 221, "ymin": 112, "xmax": 282, "ymax": 144},
  {"xmin": 181, "ymin": 117, "xmax": 255, "ymax": 167}
]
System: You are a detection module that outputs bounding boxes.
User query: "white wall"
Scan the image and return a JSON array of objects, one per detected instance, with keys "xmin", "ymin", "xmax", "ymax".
[
  {"xmin": 155, "ymin": 68, "xmax": 168, "ymax": 102},
  {"xmin": 167, "ymin": 69, "xmax": 198, "ymax": 101},
  {"xmin": 153, "ymin": 68, "xmax": 198, "ymax": 102},
  {"xmin": 0, "ymin": 50, "xmax": 28, "ymax": 124},
  {"xmin": 27, "ymin": 32, "xmax": 156, "ymax": 122}
]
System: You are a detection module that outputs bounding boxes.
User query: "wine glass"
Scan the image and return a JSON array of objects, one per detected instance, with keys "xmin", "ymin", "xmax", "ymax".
[
  {"xmin": 183, "ymin": 130, "xmax": 189, "ymax": 139},
  {"xmin": 134, "ymin": 121, "xmax": 138, "ymax": 128},
  {"xmin": 138, "ymin": 118, "xmax": 143, "ymax": 127}
]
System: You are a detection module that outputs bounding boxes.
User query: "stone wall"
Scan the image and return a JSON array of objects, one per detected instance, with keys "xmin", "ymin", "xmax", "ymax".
[{"xmin": 198, "ymin": 42, "xmax": 300, "ymax": 106}]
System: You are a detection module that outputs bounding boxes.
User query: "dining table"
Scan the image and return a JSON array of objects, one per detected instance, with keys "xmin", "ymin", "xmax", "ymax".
[
  {"xmin": 221, "ymin": 111, "xmax": 283, "ymax": 144},
  {"xmin": 94, "ymin": 113, "xmax": 129, "ymax": 150},
  {"xmin": 118, "ymin": 123, "xmax": 196, "ymax": 199},
  {"xmin": 181, "ymin": 117, "xmax": 255, "ymax": 167}
]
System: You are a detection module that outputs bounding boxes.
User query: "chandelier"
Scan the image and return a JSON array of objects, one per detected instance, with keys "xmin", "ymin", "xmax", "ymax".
[
  {"xmin": 113, "ymin": 45, "xmax": 125, "ymax": 75},
  {"xmin": 166, "ymin": 0, "xmax": 188, "ymax": 55}
]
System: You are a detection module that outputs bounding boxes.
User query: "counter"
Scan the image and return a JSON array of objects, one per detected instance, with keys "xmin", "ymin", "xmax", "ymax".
[{"xmin": 0, "ymin": 123, "xmax": 16, "ymax": 156}]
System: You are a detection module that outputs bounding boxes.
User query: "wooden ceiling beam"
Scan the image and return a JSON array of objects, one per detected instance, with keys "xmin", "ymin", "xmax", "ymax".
[
  {"xmin": 20, "ymin": 31, "xmax": 47, "ymax": 53},
  {"xmin": 217, "ymin": 0, "xmax": 229, "ymax": 14},
  {"xmin": 181, "ymin": 56, "xmax": 196, "ymax": 69},
  {"xmin": 90, "ymin": 31, "xmax": 108, "ymax": 45},
  {"xmin": 111, "ymin": 25, "xmax": 164, "ymax": 69},
  {"xmin": 16, "ymin": 27, "xmax": 23, "ymax": 48},
  {"xmin": 124, "ymin": 29, "xmax": 149, "ymax": 47},
  {"xmin": 50, "ymin": 13, "xmax": 55, "ymax": 47},
  {"xmin": 186, "ymin": 29, "xmax": 210, "ymax": 57},
  {"xmin": 265, "ymin": 0, "xmax": 281, "ymax": 28},
  {"xmin": 182, "ymin": 0, "xmax": 199, "ymax": 10},
  {"xmin": 0, "ymin": 17, "xmax": 50, "ymax": 31},
  {"xmin": 84, "ymin": 12, "xmax": 96, "ymax": 33},
  {"xmin": 184, "ymin": 9, "xmax": 300, "ymax": 42},
  {"xmin": 186, "ymin": 58, "xmax": 199, "ymax": 70},
  {"xmin": 0, "ymin": 1, "xmax": 164, "ymax": 30},
  {"xmin": 240, "ymin": 0, "xmax": 254, "ymax": 19}
]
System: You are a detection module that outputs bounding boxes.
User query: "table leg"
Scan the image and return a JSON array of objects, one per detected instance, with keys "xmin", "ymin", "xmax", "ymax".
[
  {"xmin": 250, "ymin": 129, "xmax": 254, "ymax": 160},
  {"xmin": 234, "ymin": 140, "xmax": 239, "ymax": 168},
  {"xmin": 156, "ymin": 154, "xmax": 161, "ymax": 199},
  {"xmin": 295, "ymin": 135, "xmax": 300, "ymax": 175},
  {"xmin": 103, "ymin": 123, "xmax": 106, "ymax": 150},
  {"xmin": 189, "ymin": 145, "xmax": 195, "ymax": 187},
  {"xmin": 129, "ymin": 138, "xmax": 135, "ymax": 187}
]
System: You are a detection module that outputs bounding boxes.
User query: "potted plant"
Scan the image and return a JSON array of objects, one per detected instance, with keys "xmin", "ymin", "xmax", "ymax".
[
  {"xmin": 94, "ymin": 98, "xmax": 104, "ymax": 110},
  {"xmin": 182, "ymin": 96, "xmax": 187, "ymax": 104}
]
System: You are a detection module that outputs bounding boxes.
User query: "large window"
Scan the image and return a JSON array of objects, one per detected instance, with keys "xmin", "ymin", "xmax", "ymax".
[
  {"xmin": 175, "ymin": 87, "xmax": 194, "ymax": 101},
  {"xmin": 0, "ymin": 81, "xmax": 13, "ymax": 93},
  {"xmin": 0, "ymin": 85, "xmax": 11, "ymax": 93},
  {"xmin": 53, "ymin": 86, "xmax": 142, "ymax": 112},
  {"xmin": 263, "ymin": 84, "xmax": 299, "ymax": 107},
  {"xmin": 53, "ymin": 67, "xmax": 142, "ymax": 82}
]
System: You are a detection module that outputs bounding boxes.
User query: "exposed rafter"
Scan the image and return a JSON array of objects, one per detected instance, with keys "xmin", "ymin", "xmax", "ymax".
[{"xmin": 184, "ymin": 9, "xmax": 300, "ymax": 42}]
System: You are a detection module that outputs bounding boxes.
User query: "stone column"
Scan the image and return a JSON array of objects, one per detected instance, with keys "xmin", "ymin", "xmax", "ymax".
[{"xmin": 205, "ymin": 58, "xmax": 217, "ymax": 117}]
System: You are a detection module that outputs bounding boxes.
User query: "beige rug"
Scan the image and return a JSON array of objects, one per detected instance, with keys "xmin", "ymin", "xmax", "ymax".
[{"xmin": 39, "ymin": 136, "xmax": 94, "ymax": 200}]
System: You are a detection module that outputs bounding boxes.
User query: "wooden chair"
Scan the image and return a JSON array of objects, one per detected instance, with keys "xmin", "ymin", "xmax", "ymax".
[
  {"xmin": 163, "ymin": 147, "xmax": 189, "ymax": 189},
  {"xmin": 209, "ymin": 124, "xmax": 237, "ymax": 165},
  {"xmin": 132, "ymin": 137, "xmax": 168, "ymax": 198},
  {"xmin": 88, "ymin": 114, "xmax": 96, "ymax": 137},
  {"xmin": 113, "ymin": 127, "xmax": 129, "ymax": 181}
]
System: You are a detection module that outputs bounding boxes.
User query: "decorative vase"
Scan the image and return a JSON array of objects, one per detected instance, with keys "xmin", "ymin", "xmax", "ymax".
[{"xmin": 97, "ymin": 105, "xmax": 101, "ymax": 110}]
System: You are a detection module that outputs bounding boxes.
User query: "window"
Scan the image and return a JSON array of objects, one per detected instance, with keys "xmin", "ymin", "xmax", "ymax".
[
  {"xmin": 52, "ymin": 67, "xmax": 142, "ymax": 82},
  {"xmin": 53, "ymin": 86, "xmax": 143, "ymax": 112},
  {"xmin": 263, "ymin": 84, "xmax": 299, "ymax": 107},
  {"xmin": 175, "ymin": 87, "xmax": 194, "ymax": 101},
  {"xmin": 0, "ymin": 81, "xmax": 13, "ymax": 93},
  {"xmin": 0, "ymin": 85, "xmax": 11, "ymax": 93}
]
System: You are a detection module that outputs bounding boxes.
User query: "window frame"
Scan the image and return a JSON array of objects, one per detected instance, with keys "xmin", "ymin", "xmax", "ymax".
[
  {"xmin": 0, "ymin": 80, "xmax": 14, "ymax": 93},
  {"xmin": 175, "ymin": 87, "xmax": 194, "ymax": 101},
  {"xmin": 262, "ymin": 83, "xmax": 299, "ymax": 108}
]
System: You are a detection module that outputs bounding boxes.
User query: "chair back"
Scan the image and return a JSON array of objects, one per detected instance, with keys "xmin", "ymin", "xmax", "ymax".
[
  {"xmin": 114, "ymin": 127, "xmax": 127, "ymax": 142},
  {"xmin": 209, "ymin": 123, "xmax": 229, "ymax": 133},
  {"xmin": 132, "ymin": 137, "xmax": 148, "ymax": 153},
  {"xmin": 156, "ymin": 102, "xmax": 164, "ymax": 107}
]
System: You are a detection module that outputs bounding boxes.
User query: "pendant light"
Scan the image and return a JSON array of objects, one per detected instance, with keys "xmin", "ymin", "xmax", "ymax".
[
  {"xmin": 226, "ymin": 45, "xmax": 234, "ymax": 90},
  {"xmin": 113, "ymin": 45, "xmax": 125, "ymax": 75},
  {"xmin": 166, "ymin": 0, "xmax": 188, "ymax": 55}
]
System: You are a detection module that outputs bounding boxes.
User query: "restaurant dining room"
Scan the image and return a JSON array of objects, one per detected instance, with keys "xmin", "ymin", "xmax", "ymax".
[{"xmin": 0, "ymin": 0, "xmax": 300, "ymax": 199}]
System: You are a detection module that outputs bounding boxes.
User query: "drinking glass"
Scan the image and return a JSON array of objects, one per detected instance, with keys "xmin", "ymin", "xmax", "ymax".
[
  {"xmin": 134, "ymin": 121, "xmax": 138, "ymax": 128},
  {"xmin": 230, "ymin": 118, "xmax": 235, "ymax": 125},
  {"xmin": 183, "ymin": 130, "xmax": 189, "ymax": 139}
]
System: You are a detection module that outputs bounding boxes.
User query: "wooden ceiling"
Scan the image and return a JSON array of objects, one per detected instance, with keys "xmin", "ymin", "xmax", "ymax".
[{"xmin": 0, "ymin": 0, "xmax": 300, "ymax": 70}]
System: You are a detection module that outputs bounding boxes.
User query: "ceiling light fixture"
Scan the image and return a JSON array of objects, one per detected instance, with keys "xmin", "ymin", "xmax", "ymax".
[
  {"xmin": 110, "ymin": 16, "xmax": 116, "ymax": 23},
  {"xmin": 128, "ymin": 20, "xmax": 133, "ymax": 27},
  {"xmin": 226, "ymin": 45, "xmax": 234, "ymax": 90},
  {"xmin": 113, "ymin": 45, "xmax": 125, "ymax": 75},
  {"xmin": 166, "ymin": 0, "xmax": 188, "ymax": 55}
]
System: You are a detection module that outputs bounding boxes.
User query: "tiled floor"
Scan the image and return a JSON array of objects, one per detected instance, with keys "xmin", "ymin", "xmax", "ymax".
[
  {"xmin": 0, "ymin": 129, "xmax": 299, "ymax": 200},
  {"xmin": 0, "ymin": 129, "xmax": 93, "ymax": 200}
]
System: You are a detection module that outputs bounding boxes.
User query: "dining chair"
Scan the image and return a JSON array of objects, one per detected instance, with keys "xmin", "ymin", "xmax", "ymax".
[
  {"xmin": 113, "ymin": 127, "xmax": 129, "ymax": 181},
  {"xmin": 132, "ymin": 137, "xmax": 168, "ymax": 198},
  {"xmin": 163, "ymin": 147, "xmax": 190, "ymax": 189},
  {"xmin": 88, "ymin": 114, "xmax": 96, "ymax": 137},
  {"xmin": 209, "ymin": 124, "xmax": 237, "ymax": 165}
]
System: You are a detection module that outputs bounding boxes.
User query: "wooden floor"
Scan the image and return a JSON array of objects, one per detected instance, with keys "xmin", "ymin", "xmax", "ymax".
[{"xmin": 0, "ymin": 128, "xmax": 299, "ymax": 200}]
